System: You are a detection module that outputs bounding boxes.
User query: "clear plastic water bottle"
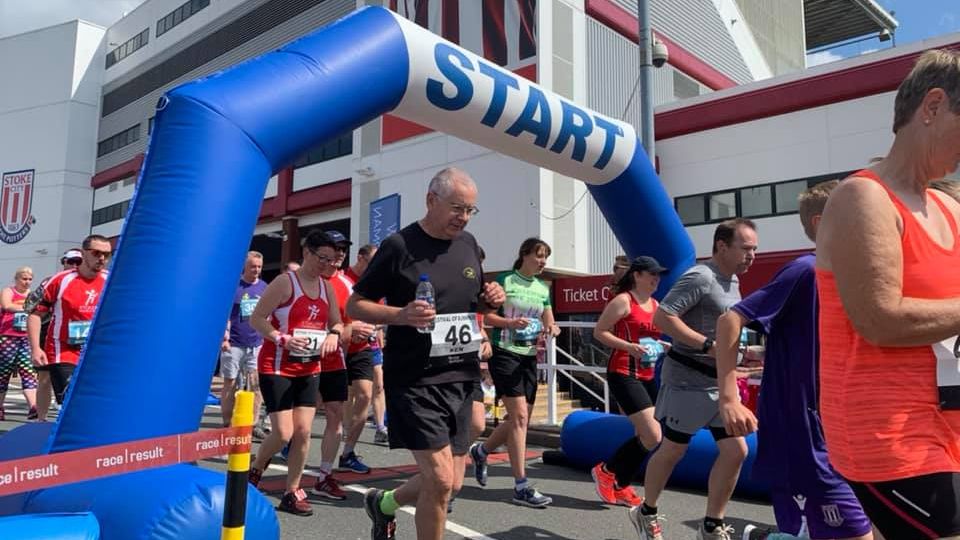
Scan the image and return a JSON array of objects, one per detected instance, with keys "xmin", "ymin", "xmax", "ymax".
[{"xmin": 415, "ymin": 274, "xmax": 435, "ymax": 334}]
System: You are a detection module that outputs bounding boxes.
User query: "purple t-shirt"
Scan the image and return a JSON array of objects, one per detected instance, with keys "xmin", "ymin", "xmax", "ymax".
[
  {"xmin": 731, "ymin": 254, "xmax": 841, "ymax": 489},
  {"xmin": 229, "ymin": 278, "xmax": 267, "ymax": 348}
]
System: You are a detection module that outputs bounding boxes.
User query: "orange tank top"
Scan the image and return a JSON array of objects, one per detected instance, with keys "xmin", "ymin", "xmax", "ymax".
[{"xmin": 818, "ymin": 170, "xmax": 960, "ymax": 482}]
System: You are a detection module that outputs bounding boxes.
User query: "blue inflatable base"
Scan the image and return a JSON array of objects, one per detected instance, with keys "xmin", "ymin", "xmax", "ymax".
[
  {"xmin": 561, "ymin": 410, "xmax": 769, "ymax": 499},
  {"xmin": 26, "ymin": 464, "xmax": 279, "ymax": 540},
  {"xmin": 0, "ymin": 424, "xmax": 278, "ymax": 539},
  {"xmin": 0, "ymin": 512, "xmax": 100, "ymax": 540}
]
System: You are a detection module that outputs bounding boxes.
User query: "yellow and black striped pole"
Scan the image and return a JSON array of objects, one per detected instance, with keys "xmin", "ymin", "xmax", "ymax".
[{"xmin": 222, "ymin": 390, "xmax": 254, "ymax": 540}]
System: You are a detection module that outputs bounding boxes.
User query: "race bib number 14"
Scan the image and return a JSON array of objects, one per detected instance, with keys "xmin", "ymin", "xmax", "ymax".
[{"xmin": 429, "ymin": 313, "xmax": 481, "ymax": 358}]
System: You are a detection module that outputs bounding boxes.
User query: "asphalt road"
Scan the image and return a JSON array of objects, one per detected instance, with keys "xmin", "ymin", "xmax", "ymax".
[{"xmin": 0, "ymin": 383, "xmax": 777, "ymax": 539}]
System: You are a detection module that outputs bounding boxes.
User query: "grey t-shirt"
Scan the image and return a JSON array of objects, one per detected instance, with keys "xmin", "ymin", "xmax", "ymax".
[{"xmin": 659, "ymin": 261, "xmax": 740, "ymax": 389}]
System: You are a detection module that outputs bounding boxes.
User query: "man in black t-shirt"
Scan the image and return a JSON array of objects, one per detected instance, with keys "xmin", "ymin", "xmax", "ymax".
[{"xmin": 348, "ymin": 167, "xmax": 504, "ymax": 540}]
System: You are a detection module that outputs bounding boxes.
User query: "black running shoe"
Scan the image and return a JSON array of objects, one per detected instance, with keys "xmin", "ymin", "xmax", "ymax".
[{"xmin": 363, "ymin": 488, "xmax": 397, "ymax": 540}]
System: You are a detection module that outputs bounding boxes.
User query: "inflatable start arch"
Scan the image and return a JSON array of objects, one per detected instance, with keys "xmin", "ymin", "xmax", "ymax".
[{"xmin": 0, "ymin": 7, "xmax": 694, "ymax": 538}]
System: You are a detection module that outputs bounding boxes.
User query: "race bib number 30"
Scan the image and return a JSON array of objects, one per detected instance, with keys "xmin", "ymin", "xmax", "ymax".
[
  {"xmin": 429, "ymin": 313, "xmax": 482, "ymax": 358},
  {"xmin": 290, "ymin": 328, "xmax": 327, "ymax": 358},
  {"xmin": 935, "ymin": 336, "xmax": 960, "ymax": 410},
  {"xmin": 239, "ymin": 298, "xmax": 258, "ymax": 320},
  {"xmin": 67, "ymin": 321, "xmax": 92, "ymax": 346}
]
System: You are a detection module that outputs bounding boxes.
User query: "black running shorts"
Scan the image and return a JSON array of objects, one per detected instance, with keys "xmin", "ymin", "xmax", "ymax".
[
  {"xmin": 260, "ymin": 374, "xmax": 319, "ymax": 413},
  {"xmin": 848, "ymin": 471, "xmax": 960, "ymax": 539},
  {"xmin": 489, "ymin": 347, "xmax": 538, "ymax": 404},
  {"xmin": 386, "ymin": 380, "xmax": 476, "ymax": 454},
  {"xmin": 608, "ymin": 372, "xmax": 658, "ymax": 416},
  {"xmin": 346, "ymin": 350, "xmax": 375, "ymax": 383},
  {"xmin": 44, "ymin": 363, "xmax": 75, "ymax": 405},
  {"xmin": 317, "ymin": 369, "xmax": 348, "ymax": 403}
]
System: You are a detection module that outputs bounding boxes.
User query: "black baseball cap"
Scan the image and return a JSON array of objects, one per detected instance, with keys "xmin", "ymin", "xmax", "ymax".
[
  {"xmin": 303, "ymin": 230, "xmax": 344, "ymax": 250},
  {"xmin": 323, "ymin": 230, "xmax": 351, "ymax": 246},
  {"xmin": 630, "ymin": 256, "xmax": 668, "ymax": 274}
]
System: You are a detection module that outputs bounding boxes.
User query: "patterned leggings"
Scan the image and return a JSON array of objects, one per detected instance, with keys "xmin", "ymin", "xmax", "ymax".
[{"xmin": 0, "ymin": 336, "xmax": 38, "ymax": 393}]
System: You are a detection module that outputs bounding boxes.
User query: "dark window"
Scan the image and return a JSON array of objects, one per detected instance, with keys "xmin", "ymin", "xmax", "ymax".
[
  {"xmin": 293, "ymin": 131, "xmax": 353, "ymax": 169},
  {"xmin": 147, "ymin": 116, "xmax": 155, "ymax": 134},
  {"xmin": 97, "ymin": 124, "xmax": 141, "ymax": 157},
  {"xmin": 676, "ymin": 196, "xmax": 705, "ymax": 225},
  {"xmin": 91, "ymin": 199, "xmax": 131, "ymax": 227},
  {"xmin": 123, "ymin": 176, "xmax": 136, "ymax": 186},
  {"xmin": 672, "ymin": 171, "xmax": 854, "ymax": 226},
  {"xmin": 156, "ymin": 0, "xmax": 210, "ymax": 37},
  {"xmin": 708, "ymin": 191, "xmax": 736, "ymax": 221},
  {"xmin": 104, "ymin": 0, "xmax": 329, "ymax": 116},
  {"xmin": 105, "ymin": 27, "xmax": 149, "ymax": 69},
  {"xmin": 774, "ymin": 180, "xmax": 807, "ymax": 214},
  {"xmin": 740, "ymin": 185, "xmax": 772, "ymax": 217}
]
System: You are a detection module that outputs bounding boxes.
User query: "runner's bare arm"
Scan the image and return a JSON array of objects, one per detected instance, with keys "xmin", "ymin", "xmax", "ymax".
[
  {"xmin": 820, "ymin": 178, "xmax": 960, "ymax": 346},
  {"xmin": 653, "ymin": 310, "xmax": 713, "ymax": 355},
  {"xmin": 249, "ymin": 274, "xmax": 292, "ymax": 344},
  {"xmin": 479, "ymin": 281, "xmax": 506, "ymax": 311},
  {"xmin": 593, "ymin": 294, "xmax": 641, "ymax": 356},
  {"xmin": 0, "ymin": 287, "xmax": 16, "ymax": 311},
  {"xmin": 716, "ymin": 310, "xmax": 757, "ymax": 436},
  {"xmin": 321, "ymin": 280, "xmax": 345, "ymax": 356},
  {"xmin": 484, "ymin": 311, "xmax": 527, "ymax": 329},
  {"xmin": 324, "ymin": 280, "xmax": 348, "ymax": 342},
  {"xmin": 541, "ymin": 306, "xmax": 560, "ymax": 337},
  {"xmin": 346, "ymin": 293, "xmax": 435, "ymax": 328}
]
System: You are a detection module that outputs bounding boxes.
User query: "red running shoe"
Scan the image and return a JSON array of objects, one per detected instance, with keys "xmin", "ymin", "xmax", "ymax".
[
  {"xmin": 313, "ymin": 474, "xmax": 347, "ymax": 500},
  {"xmin": 591, "ymin": 463, "xmax": 618, "ymax": 504},
  {"xmin": 614, "ymin": 485, "xmax": 644, "ymax": 507},
  {"xmin": 278, "ymin": 488, "xmax": 313, "ymax": 516},
  {"xmin": 248, "ymin": 467, "xmax": 263, "ymax": 488}
]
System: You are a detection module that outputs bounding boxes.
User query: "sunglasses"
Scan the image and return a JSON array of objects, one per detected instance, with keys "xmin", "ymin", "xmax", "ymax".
[
  {"xmin": 85, "ymin": 249, "xmax": 113, "ymax": 259},
  {"xmin": 64, "ymin": 258, "xmax": 83, "ymax": 265}
]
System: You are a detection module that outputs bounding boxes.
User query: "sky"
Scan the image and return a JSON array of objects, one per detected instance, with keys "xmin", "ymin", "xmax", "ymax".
[
  {"xmin": 0, "ymin": 0, "xmax": 147, "ymax": 39},
  {"xmin": 806, "ymin": 0, "xmax": 960, "ymax": 67},
  {"xmin": 0, "ymin": 0, "xmax": 957, "ymax": 67}
]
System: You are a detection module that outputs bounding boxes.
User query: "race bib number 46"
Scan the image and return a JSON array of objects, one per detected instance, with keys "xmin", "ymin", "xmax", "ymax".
[
  {"xmin": 290, "ymin": 328, "xmax": 327, "ymax": 358},
  {"xmin": 935, "ymin": 336, "xmax": 960, "ymax": 410},
  {"xmin": 429, "ymin": 313, "xmax": 481, "ymax": 358}
]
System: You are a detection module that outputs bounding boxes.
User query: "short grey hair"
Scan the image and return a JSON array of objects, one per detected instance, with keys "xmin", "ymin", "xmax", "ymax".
[{"xmin": 428, "ymin": 167, "xmax": 476, "ymax": 198}]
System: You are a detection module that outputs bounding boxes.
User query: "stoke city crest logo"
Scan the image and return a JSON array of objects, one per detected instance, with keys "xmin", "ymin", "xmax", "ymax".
[{"xmin": 0, "ymin": 169, "xmax": 37, "ymax": 244}]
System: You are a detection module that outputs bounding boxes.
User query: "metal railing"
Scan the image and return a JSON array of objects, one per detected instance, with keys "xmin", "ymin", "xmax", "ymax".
[{"xmin": 543, "ymin": 320, "xmax": 609, "ymax": 426}]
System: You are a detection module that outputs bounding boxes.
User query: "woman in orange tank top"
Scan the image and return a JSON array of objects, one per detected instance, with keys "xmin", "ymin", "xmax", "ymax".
[{"xmin": 816, "ymin": 50, "xmax": 960, "ymax": 539}]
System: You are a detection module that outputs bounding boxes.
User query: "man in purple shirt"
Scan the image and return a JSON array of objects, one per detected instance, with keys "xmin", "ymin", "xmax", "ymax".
[
  {"xmin": 220, "ymin": 251, "xmax": 268, "ymax": 434},
  {"xmin": 716, "ymin": 181, "xmax": 873, "ymax": 540}
]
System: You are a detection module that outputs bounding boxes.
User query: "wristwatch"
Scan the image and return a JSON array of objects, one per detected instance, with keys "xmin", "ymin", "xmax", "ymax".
[
  {"xmin": 329, "ymin": 328, "xmax": 341, "ymax": 336},
  {"xmin": 701, "ymin": 338, "xmax": 714, "ymax": 353}
]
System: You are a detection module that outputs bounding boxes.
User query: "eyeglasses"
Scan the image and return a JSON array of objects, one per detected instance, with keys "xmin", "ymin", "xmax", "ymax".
[
  {"xmin": 309, "ymin": 249, "xmax": 337, "ymax": 265},
  {"xmin": 430, "ymin": 191, "xmax": 479, "ymax": 217},
  {"xmin": 85, "ymin": 249, "xmax": 112, "ymax": 259},
  {"xmin": 64, "ymin": 258, "xmax": 82, "ymax": 266},
  {"xmin": 448, "ymin": 202, "xmax": 479, "ymax": 217}
]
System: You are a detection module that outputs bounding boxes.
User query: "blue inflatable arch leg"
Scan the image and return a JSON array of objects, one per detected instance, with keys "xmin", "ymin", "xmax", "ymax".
[{"xmin": 3, "ymin": 6, "xmax": 694, "ymax": 538}]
